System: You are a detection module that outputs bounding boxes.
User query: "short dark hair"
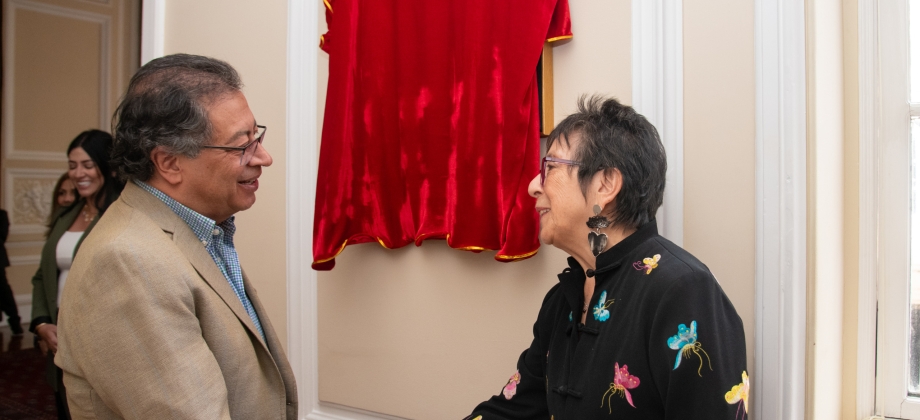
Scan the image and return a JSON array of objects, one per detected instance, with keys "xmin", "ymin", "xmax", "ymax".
[
  {"xmin": 546, "ymin": 95, "xmax": 667, "ymax": 229},
  {"xmin": 67, "ymin": 129, "xmax": 124, "ymax": 213},
  {"xmin": 111, "ymin": 53, "xmax": 243, "ymax": 181}
]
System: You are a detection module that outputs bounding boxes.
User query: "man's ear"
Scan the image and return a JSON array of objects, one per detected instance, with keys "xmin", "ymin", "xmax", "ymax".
[
  {"xmin": 595, "ymin": 167, "xmax": 623, "ymax": 213},
  {"xmin": 149, "ymin": 146, "xmax": 182, "ymax": 185}
]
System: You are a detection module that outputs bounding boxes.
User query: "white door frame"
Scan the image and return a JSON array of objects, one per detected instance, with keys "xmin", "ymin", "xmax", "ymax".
[{"xmin": 753, "ymin": 0, "xmax": 807, "ymax": 419}]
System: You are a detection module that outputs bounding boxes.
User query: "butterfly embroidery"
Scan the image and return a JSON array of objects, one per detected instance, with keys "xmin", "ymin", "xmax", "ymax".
[
  {"xmin": 725, "ymin": 371, "xmax": 749, "ymax": 420},
  {"xmin": 667, "ymin": 320, "xmax": 713, "ymax": 376},
  {"xmin": 601, "ymin": 362, "xmax": 640, "ymax": 413},
  {"xmin": 502, "ymin": 371, "xmax": 521, "ymax": 400},
  {"xmin": 632, "ymin": 254, "xmax": 661, "ymax": 274},
  {"xmin": 592, "ymin": 290, "xmax": 615, "ymax": 322}
]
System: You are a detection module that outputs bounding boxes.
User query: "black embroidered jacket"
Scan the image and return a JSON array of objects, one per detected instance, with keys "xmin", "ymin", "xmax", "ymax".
[{"xmin": 466, "ymin": 221, "xmax": 749, "ymax": 420}]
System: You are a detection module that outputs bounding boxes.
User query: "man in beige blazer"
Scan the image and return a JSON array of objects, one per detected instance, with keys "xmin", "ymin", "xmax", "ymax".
[{"xmin": 55, "ymin": 54, "xmax": 297, "ymax": 419}]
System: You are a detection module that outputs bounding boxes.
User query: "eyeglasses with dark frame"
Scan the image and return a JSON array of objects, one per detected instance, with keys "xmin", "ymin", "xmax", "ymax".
[
  {"xmin": 201, "ymin": 125, "xmax": 267, "ymax": 165},
  {"xmin": 540, "ymin": 156, "xmax": 582, "ymax": 185}
]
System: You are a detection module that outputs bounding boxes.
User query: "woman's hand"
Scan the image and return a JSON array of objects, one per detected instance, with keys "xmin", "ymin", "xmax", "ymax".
[{"xmin": 35, "ymin": 324, "xmax": 58, "ymax": 355}]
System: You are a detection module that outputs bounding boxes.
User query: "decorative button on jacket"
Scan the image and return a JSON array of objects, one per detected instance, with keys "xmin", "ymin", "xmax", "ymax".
[{"xmin": 466, "ymin": 221, "xmax": 749, "ymax": 420}]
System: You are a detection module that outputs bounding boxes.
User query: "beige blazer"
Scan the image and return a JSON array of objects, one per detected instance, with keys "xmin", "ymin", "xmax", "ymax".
[{"xmin": 55, "ymin": 182, "xmax": 297, "ymax": 419}]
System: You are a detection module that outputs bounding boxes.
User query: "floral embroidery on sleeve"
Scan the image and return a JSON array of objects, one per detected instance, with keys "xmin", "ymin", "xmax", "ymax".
[
  {"xmin": 593, "ymin": 290, "xmax": 615, "ymax": 322},
  {"xmin": 667, "ymin": 320, "xmax": 713, "ymax": 376},
  {"xmin": 725, "ymin": 371, "xmax": 749, "ymax": 420},
  {"xmin": 632, "ymin": 254, "xmax": 661, "ymax": 274},
  {"xmin": 601, "ymin": 362, "xmax": 640, "ymax": 413},
  {"xmin": 502, "ymin": 371, "xmax": 521, "ymax": 399}
]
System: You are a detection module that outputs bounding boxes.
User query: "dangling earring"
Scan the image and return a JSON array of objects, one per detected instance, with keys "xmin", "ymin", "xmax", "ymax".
[{"xmin": 587, "ymin": 204, "xmax": 611, "ymax": 257}]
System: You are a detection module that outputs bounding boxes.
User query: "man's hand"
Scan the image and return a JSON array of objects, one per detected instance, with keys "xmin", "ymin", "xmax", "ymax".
[{"xmin": 35, "ymin": 324, "xmax": 58, "ymax": 354}]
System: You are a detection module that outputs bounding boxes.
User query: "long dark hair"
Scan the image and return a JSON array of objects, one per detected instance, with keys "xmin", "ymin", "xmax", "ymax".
[
  {"xmin": 67, "ymin": 129, "xmax": 125, "ymax": 213},
  {"xmin": 46, "ymin": 172, "xmax": 74, "ymax": 231}
]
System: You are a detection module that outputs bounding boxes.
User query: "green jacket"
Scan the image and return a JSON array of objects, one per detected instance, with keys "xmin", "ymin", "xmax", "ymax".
[{"xmin": 29, "ymin": 200, "xmax": 100, "ymax": 330}]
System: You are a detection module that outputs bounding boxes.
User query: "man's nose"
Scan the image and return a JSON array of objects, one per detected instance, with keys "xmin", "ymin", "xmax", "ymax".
[{"xmin": 249, "ymin": 143, "xmax": 273, "ymax": 167}]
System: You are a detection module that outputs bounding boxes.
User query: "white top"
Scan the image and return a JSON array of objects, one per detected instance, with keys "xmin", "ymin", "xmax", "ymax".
[{"xmin": 56, "ymin": 231, "xmax": 84, "ymax": 307}]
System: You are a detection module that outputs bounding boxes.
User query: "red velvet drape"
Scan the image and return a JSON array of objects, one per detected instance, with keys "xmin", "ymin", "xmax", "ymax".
[{"xmin": 313, "ymin": 0, "xmax": 572, "ymax": 270}]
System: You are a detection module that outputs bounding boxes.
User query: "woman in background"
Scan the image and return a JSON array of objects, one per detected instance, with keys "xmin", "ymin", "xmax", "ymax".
[
  {"xmin": 465, "ymin": 97, "xmax": 748, "ymax": 419},
  {"xmin": 30, "ymin": 129, "xmax": 123, "ymax": 419},
  {"xmin": 46, "ymin": 173, "xmax": 77, "ymax": 232}
]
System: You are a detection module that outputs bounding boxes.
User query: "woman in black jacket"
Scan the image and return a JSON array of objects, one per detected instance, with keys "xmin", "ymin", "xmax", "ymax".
[{"xmin": 466, "ymin": 97, "xmax": 748, "ymax": 420}]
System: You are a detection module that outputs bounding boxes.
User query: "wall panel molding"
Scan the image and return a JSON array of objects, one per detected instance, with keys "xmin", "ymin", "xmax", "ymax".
[
  {"xmin": 631, "ymin": 0, "xmax": 683, "ymax": 246},
  {"xmin": 753, "ymin": 0, "xmax": 807, "ymax": 418},
  {"xmin": 856, "ymin": 1, "xmax": 878, "ymax": 416},
  {"xmin": 3, "ymin": 168, "xmax": 66, "ymax": 235},
  {"xmin": 9, "ymin": 255, "xmax": 40, "ymax": 266},
  {"xmin": 2, "ymin": 0, "xmax": 112, "ymax": 162}
]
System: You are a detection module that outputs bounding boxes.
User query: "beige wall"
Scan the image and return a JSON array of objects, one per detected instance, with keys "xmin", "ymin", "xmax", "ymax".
[
  {"xmin": 1, "ymin": 0, "xmax": 139, "ymax": 313},
  {"xmin": 162, "ymin": 0, "xmax": 290, "ymax": 349},
  {"xmin": 683, "ymin": 0, "xmax": 756, "ymax": 377},
  {"xmin": 315, "ymin": 1, "xmax": 759, "ymax": 418}
]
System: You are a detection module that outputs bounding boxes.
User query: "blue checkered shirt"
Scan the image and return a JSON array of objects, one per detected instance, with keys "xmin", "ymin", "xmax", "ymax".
[{"xmin": 135, "ymin": 180, "xmax": 265, "ymax": 341}]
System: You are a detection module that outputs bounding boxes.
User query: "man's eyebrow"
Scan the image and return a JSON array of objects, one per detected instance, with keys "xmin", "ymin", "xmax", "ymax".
[{"xmin": 226, "ymin": 123, "xmax": 258, "ymax": 145}]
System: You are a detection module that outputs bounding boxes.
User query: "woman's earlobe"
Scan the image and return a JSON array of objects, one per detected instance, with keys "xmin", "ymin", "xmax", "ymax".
[{"xmin": 596, "ymin": 168, "xmax": 623, "ymax": 207}]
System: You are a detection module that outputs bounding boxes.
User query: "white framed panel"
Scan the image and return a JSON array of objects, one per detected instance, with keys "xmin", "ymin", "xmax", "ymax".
[
  {"xmin": 3, "ymin": 168, "xmax": 68, "ymax": 235},
  {"xmin": 2, "ymin": 0, "xmax": 112, "ymax": 162},
  {"xmin": 753, "ymin": 0, "xmax": 807, "ymax": 419},
  {"xmin": 631, "ymin": 0, "xmax": 684, "ymax": 246}
]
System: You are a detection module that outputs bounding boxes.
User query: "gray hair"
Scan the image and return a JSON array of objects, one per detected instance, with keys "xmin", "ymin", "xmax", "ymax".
[
  {"xmin": 546, "ymin": 95, "xmax": 667, "ymax": 229},
  {"xmin": 111, "ymin": 53, "xmax": 243, "ymax": 181}
]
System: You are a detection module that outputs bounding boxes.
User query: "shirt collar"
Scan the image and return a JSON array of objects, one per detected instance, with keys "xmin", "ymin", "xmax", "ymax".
[{"xmin": 134, "ymin": 180, "xmax": 235, "ymax": 244}]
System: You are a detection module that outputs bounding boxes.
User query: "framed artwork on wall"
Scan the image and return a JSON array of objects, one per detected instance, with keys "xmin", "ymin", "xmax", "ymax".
[{"xmin": 538, "ymin": 42, "xmax": 555, "ymax": 137}]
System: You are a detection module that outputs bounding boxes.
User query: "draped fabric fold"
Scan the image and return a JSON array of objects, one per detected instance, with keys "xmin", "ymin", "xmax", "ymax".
[{"xmin": 313, "ymin": 0, "xmax": 573, "ymax": 270}]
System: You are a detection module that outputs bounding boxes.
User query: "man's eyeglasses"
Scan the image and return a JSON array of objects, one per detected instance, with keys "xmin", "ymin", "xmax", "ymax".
[
  {"xmin": 540, "ymin": 156, "xmax": 582, "ymax": 185},
  {"xmin": 201, "ymin": 125, "xmax": 267, "ymax": 165}
]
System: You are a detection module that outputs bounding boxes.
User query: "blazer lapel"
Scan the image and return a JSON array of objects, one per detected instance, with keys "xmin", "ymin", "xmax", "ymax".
[
  {"xmin": 120, "ymin": 183, "xmax": 268, "ymax": 348},
  {"xmin": 243, "ymin": 274, "xmax": 297, "ymax": 400},
  {"xmin": 174, "ymin": 227, "xmax": 267, "ymax": 347}
]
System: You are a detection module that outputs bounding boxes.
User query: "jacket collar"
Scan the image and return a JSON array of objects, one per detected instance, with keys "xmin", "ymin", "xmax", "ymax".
[
  {"xmin": 556, "ymin": 219, "xmax": 659, "ymax": 314},
  {"xmin": 120, "ymin": 182, "xmax": 268, "ymax": 347}
]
